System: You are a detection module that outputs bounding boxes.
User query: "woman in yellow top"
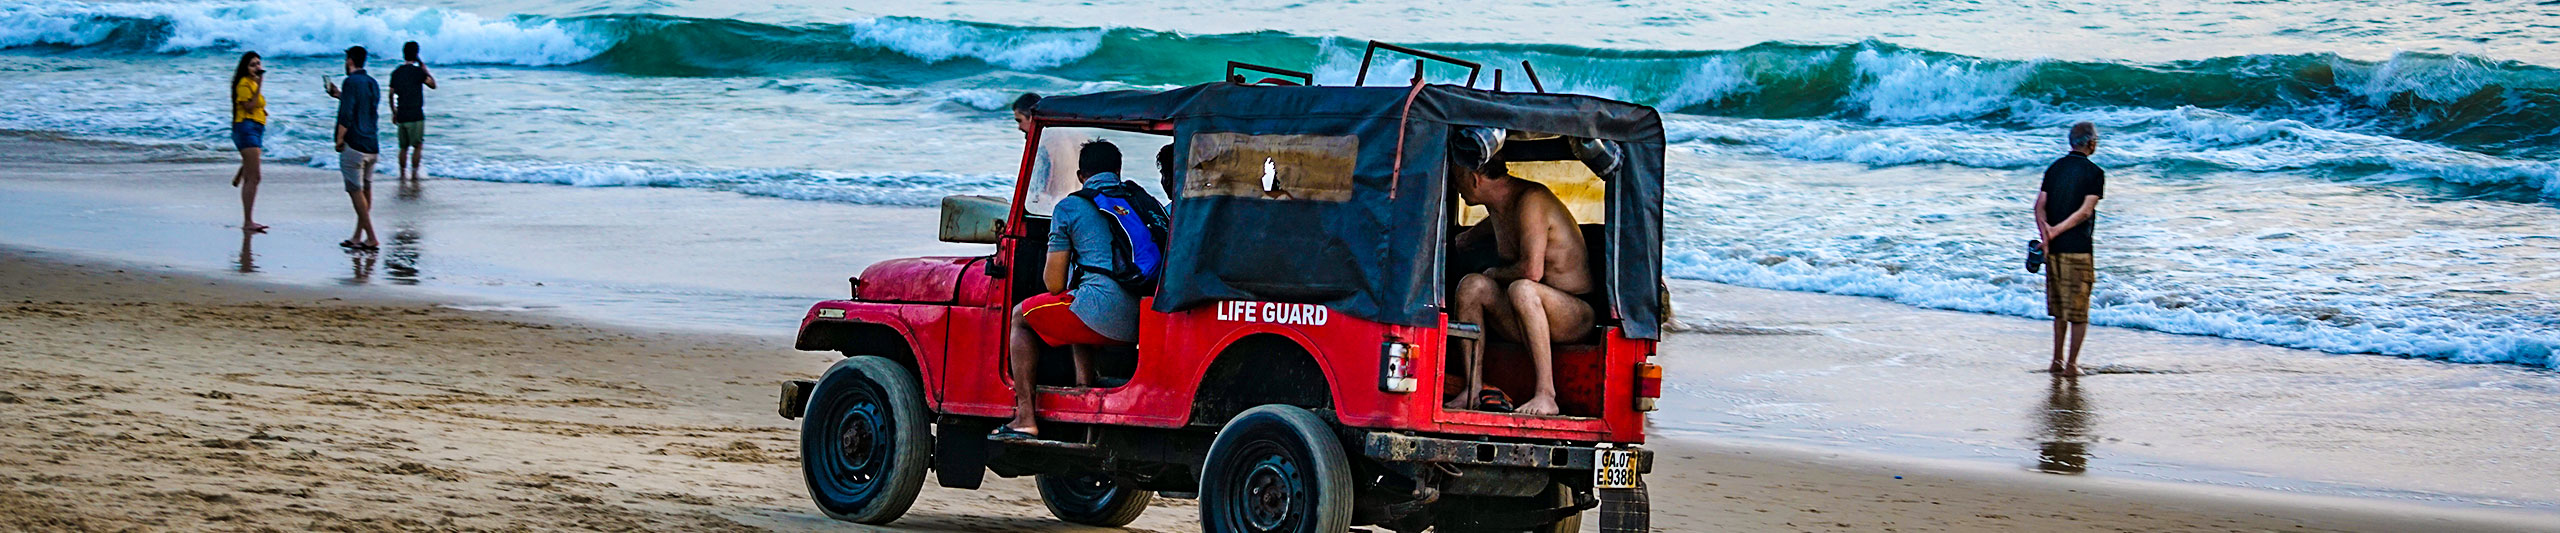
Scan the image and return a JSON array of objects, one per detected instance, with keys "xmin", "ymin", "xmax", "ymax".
[{"xmin": 230, "ymin": 51, "xmax": 270, "ymax": 233}]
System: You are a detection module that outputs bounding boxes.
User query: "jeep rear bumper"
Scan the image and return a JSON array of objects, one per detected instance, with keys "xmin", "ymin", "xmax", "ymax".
[{"xmin": 1357, "ymin": 432, "xmax": 1651, "ymax": 474}]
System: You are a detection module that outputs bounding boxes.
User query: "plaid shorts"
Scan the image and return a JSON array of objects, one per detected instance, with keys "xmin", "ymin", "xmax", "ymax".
[{"xmin": 2045, "ymin": 253, "xmax": 2095, "ymax": 323}]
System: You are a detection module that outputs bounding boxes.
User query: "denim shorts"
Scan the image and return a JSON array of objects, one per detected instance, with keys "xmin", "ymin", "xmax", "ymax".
[{"xmin": 230, "ymin": 120, "xmax": 264, "ymax": 151}]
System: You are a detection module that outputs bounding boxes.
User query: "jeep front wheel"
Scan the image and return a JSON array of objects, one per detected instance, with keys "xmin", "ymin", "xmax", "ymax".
[
  {"xmin": 800, "ymin": 355, "xmax": 931, "ymax": 524},
  {"xmin": 1199, "ymin": 405, "xmax": 1352, "ymax": 533}
]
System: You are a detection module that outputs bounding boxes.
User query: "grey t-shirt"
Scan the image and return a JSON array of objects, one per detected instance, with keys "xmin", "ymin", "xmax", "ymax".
[{"xmin": 1049, "ymin": 172, "xmax": 1139, "ymax": 342}]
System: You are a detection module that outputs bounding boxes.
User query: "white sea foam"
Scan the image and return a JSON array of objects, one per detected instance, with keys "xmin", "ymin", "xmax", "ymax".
[
  {"xmin": 1665, "ymin": 106, "xmax": 2560, "ymax": 198},
  {"xmin": 847, "ymin": 17, "xmax": 1103, "ymax": 70},
  {"xmin": 1657, "ymin": 56, "xmax": 1756, "ymax": 111},
  {"xmin": 0, "ymin": 0, "xmax": 606, "ymax": 65},
  {"xmin": 2336, "ymin": 52, "xmax": 2503, "ymax": 109},
  {"xmin": 426, "ymin": 158, "xmax": 1009, "ymax": 207},
  {"xmin": 1663, "ymin": 247, "xmax": 2559, "ymax": 369},
  {"xmin": 1847, "ymin": 48, "xmax": 2036, "ymax": 122}
]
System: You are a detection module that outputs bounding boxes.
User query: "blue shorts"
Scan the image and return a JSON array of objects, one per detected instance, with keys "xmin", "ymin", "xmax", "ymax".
[{"xmin": 230, "ymin": 120, "xmax": 264, "ymax": 151}]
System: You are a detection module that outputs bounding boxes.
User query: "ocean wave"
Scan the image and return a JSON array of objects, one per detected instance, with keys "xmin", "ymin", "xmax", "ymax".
[
  {"xmin": 0, "ymin": 0, "xmax": 606, "ymax": 65},
  {"xmin": 1663, "ymin": 247, "xmax": 2559, "ymax": 369},
  {"xmin": 846, "ymin": 17, "xmax": 1102, "ymax": 71},
  {"xmin": 1668, "ymin": 107, "xmax": 2560, "ymax": 199},
  {"xmin": 8, "ymin": 2, "xmax": 2556, "ymax": 158}
]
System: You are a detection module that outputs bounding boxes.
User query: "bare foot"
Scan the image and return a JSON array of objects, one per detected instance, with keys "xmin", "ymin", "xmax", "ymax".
[
  {"xmin": 1515, "ymin": 395, "xmax": 1561, "ymax": 416},
  {"xmin": 2060, "ymin": 364, "xmax": 2083, "ymax": 377},
  {"xmin": 2048, "ymin": 360, "xmax": 2066, "ymax": 374},
  {"xmin": 1444, "ymin": 388, "xmax": 1477, "ymax": 410},
  {"xmin": 999, "ymin": 420, "xmax": 1039, "ymax": 438}
]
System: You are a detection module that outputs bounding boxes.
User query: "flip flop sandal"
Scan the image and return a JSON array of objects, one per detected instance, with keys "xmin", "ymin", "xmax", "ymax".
[
  {"xmin": 339, "ymin": 240, "xmax": 360, "ymax": 249},
  {"xmin": 1476, "ymin": 389, "xmax": 1517, "ymax": 414},
  {"xmin": 988, "ymin": 427, "xmax": 1040, "ymax": 443}
]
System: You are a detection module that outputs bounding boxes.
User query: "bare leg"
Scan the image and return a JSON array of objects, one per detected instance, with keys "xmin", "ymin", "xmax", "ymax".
[
  {"xmin": 346, "ymin": 189, "xmax": 368, "ymax": 245},
  {"xmin": 2063, "ymin": 322, "xmax": 2088, "ymax": 377},
  {"xmin": 2050, "ymin": 318, "xmax": 2068, "ymax": 374},
  {"xmin": 1070, "ymin": 344, "xmax": 1095, "ymax": 387},
  {"xmin": 1004, "ymin": 314, "xmax": 1043, "ymax": 436},
  {"xmin": 402, "ymin": 145, "xmax": 421, "ymax": 180},
  {"xmin": 1507, "ymin": 280, "xmax": 1592, "ymax": 416},
  {"xmin": 237, "ymin": 148, "xmax": 267, "ymax": 232},
  {"xmin": 1448, "ymin": 274, "xmax": 1501, "ymax": 409},
  {"xmin": 359, "ymin": 157, "xmax": 379, "ymax": 247}
]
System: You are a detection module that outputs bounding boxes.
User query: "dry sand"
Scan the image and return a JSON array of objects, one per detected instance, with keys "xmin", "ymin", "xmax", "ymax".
[{"xmin": 4, "ymin": 248, "xmax": 2551, "ymax": 532}]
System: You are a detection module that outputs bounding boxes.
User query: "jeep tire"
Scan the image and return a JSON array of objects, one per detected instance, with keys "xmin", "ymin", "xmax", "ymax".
[
  {"xmin": 1199, "ymin": 405, "xmax": 1353, "ymax": 533},
  {"xmin": 800, "ymin": 355, "xmax": 931, "ymax": 524},
  {"xmin": 1037, "ymin": 472, "xmax": 1154, "ymax": 526}
]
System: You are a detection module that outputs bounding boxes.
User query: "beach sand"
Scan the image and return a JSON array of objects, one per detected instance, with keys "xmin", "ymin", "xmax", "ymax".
[
  {"xmin": 9, "ymin": 249, "xmax": 2553, "ymax": 532},
  {"xmin": 2, "ymin": 134, "xmax": 2555, "ymax": 531}
]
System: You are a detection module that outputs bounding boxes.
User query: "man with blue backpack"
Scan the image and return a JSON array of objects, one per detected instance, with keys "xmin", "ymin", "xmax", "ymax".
[{"xmin": 997, "ymin": 139, "xmax": 1169, "ymax": 441}]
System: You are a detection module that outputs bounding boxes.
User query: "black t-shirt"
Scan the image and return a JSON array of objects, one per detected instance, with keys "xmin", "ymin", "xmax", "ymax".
[
  {"xmin": 2039, "ymin": 152, "xmax": 2106, "ymax": 254},
  {"xmin": 389, "ymin": 63, "xmax": 428, "ymax": 123}
]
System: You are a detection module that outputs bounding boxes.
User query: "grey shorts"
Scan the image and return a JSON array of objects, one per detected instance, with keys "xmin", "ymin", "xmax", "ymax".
[{"xmin": 339, "ymin": 148, "xmax": 377, "ymax": 193}]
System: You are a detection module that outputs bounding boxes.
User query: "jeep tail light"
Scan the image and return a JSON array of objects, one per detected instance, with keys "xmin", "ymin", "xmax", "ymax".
[
  {"xmin": 1634, "ymin": 361, "xmax": 1661, "ymax": 412},
  {"xmin": 1379, "ymin": 341, "xmax": 1417, "ymax": 393}
]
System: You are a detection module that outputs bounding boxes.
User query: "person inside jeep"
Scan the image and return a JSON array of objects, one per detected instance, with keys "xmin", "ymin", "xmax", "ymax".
[
  {"xmin": 1446, "ymin": 156, "xmax": 1595, "ymax": 417},
  {"xmin": 997, "ymin": 139, "xmax": 1168, "ymax": 440}
]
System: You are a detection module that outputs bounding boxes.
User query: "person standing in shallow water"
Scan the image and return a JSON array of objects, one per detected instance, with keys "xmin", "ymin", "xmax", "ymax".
[
  {"xmin": 2036, "ymin": 122, "xmax": 2105, "ymax": 377},
  {"xmin": 228, "ymin": 51, "xmax": 269, "ymax": 233},
  {"xmin": 388, "ymin": 41, "xmax": 438, "ymax": 182}
]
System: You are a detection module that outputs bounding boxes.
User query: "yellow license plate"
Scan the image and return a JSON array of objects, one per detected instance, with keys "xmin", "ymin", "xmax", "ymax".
[{"xmin": 1594, "ymin": 449, "xmax": 1638, "ymax": 489}]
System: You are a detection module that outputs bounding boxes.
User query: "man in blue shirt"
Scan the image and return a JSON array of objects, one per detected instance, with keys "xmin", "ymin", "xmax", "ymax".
[
  {"xmin": 998, "ymin": 140, "xmax": 1142, "ymax": 440},
  {"xmin": 324, "ymin": 46, "xmax": 381, "ymax": 250}
]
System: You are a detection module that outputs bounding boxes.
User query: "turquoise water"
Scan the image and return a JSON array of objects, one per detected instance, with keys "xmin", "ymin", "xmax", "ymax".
[{"xmin": 1, "ymin": 0, "xmax": 2556, "ymax": 367}]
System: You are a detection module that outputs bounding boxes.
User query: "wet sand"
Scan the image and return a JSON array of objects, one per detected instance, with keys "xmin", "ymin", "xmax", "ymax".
[{"xmin": 3, "ymin": 134, "xmax": 2557, "ymax": 531}]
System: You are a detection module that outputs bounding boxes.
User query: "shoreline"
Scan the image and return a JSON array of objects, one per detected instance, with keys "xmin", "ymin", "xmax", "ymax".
[
  {"xmin": 5, "ymin": 247, "xmax": 2553, "ymax": 532},
  {"xmin": 2, "ymin": 134, "xmax": 2556, "ymax": 530}
]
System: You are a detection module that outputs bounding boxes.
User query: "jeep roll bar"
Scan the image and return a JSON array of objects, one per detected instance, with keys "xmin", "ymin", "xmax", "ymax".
[
  {"xmin": 1227, "ymin": 61, "xmax": 1313, "ymax": 86},
  {"xmin": 1355, "ymin": 41, "xmax": 1482, "ymax": 87}
]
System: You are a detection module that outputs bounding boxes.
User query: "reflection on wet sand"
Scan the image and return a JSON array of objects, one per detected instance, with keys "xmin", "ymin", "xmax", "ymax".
[
  {"xmin": 345, "ymin": 248, "xmax": 375, "ymax": 285},
  {"xmin": 2034, "ymin": 376, "xmax": 2094, "ymax": 474},
  {"xmin": 235, "ymin": 231, "xmax": 257, "ymax": 274},
  {"xmin": 386, "ymin": 225, "xmax": 422, "ymax": 285}
]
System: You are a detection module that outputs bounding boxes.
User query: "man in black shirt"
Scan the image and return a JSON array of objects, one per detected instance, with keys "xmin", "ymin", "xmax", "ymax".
[
  {"xmin": 2036, "ymin": 122, "xmax": 2105, "ymax": 376},
  {"xmin": 388, "ymin": 41, "xmax": 438, "ymax": 182}
]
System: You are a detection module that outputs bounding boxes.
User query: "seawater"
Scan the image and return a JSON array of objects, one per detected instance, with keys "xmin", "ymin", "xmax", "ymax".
[{"xmin": 1, "ymin": 0, "xmax": 2555, "ymax": 367}]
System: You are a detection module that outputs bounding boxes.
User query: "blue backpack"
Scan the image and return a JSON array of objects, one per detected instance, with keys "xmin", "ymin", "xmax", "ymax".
[{"xmin": 1070, "ymin": 182, "xmax": 1170, "ymax": 293}]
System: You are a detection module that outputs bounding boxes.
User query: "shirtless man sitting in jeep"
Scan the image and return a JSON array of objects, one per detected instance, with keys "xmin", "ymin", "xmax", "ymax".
[{"xmin": 1448, "ymin": 159, "xmax": 1594, "ymax": 416}]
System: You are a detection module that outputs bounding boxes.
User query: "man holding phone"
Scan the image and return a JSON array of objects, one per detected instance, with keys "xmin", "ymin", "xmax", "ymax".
[{"xmin": 324, "ymin": 46, "xmax": 382, "ymax": 250}]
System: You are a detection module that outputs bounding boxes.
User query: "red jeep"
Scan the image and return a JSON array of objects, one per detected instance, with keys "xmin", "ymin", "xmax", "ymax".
[{"xmin": 779, "ymin": 48, "xmax": 1667, "ymax": 532}]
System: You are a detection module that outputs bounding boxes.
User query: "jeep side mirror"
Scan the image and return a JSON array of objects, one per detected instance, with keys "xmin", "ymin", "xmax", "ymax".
[{"xmin": 938, "ymin": 195, "xmax": 1007, "ymax": 244}]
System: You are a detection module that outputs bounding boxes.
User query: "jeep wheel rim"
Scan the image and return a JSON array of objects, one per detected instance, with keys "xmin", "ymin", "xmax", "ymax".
[
  {"xmin": 1240, "ymin": 443, "xmax": 1301, "ymax": 531},
  {"xmin": 814, "ymin": 385, "xmax": 890, "ymax": 506}
]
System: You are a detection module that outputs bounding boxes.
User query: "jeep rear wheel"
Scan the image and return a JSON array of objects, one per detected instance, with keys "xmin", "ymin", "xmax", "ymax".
[
  {"xmin": 1037, "ymin": 472, "xmax": 1154, "ymax": 526},
  {"xmin": 1199, "ymin": 405, "xmax": 1352, "ymax": 533},
  {"xmin": 800, "ymin": 356, "xmax": 931, "ymax": 525}
]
